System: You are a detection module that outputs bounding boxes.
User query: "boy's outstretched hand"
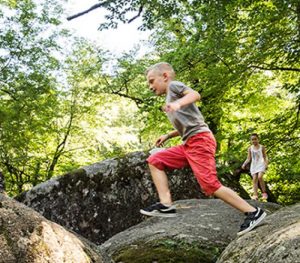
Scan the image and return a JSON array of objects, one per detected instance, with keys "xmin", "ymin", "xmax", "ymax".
[
  {"xmin": 163, "ymin": 101, "xmax": 181, "ymax": 112},
  {"xmin": 155, "ymin": 134, "xmax": 169, "ymax": 147}
]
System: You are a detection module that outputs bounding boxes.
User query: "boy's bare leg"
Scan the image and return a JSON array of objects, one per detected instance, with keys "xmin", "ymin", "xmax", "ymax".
[
  {"xmin": 214, "ymin": 186, "xmax": 256, "ymax": 213},
  {"xmin": 149, "ymin": 164, "xmax": 172, "ymax": 206}
]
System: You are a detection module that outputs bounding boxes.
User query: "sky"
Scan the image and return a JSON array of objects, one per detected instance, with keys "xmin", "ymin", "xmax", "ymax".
[{"xmin": 64, "ymin": 0, "xmax": 151, "ymax": 55}]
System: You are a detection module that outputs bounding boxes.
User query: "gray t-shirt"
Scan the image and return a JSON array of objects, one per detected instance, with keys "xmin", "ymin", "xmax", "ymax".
[{"xmin": 166, "ymin": 81, "xmax": 211, "ymax": 141}]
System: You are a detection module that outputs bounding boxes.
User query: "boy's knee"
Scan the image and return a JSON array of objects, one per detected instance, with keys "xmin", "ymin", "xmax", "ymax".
[
  {"xmin": 147, "ymin": 155, "xmax": 165, "ymax": 171},
  {"xmin": 200, "ymin": 181, "xmax": 222, "ymax": 196},
  {"xmin": 148, "ymin": 163, "xmax": 162, "ymax": 171}
]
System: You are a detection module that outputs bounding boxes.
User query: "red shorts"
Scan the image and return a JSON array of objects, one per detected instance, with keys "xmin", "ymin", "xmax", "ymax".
[{"xmin": 147, "ymin": 132, "xmax": 222, "ymax": 195}]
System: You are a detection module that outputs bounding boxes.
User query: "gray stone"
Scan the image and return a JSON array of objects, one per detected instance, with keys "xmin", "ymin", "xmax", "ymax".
[
  {"xmin": 99, "ymin": 199, "xmax": 281, "ymax": 263},
  {"xmin": 16, "ymin": 152, "xmax": 210, "ymax": 245},
  {"xmin": 16, "ymin": 151, "xmax": 256, "ymax": 246},
  {"xmin": 0, "ymin": 193, "xmax": 102, "ymax": 263},
  {"xmin": 217, "ymin": 203, "xmax": 300, "ymax": 263}
]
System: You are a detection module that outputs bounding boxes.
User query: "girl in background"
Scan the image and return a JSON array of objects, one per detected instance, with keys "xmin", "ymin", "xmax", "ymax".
[{"xmin": 242, "ymin": 133, "xmax": 269, "ymax": 201}]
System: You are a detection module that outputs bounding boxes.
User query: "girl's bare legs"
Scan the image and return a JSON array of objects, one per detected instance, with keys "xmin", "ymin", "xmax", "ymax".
[
  {"xmin": 214, "ymin": 186, "xmax": 256, "ymax": 213},
  {"xmin": 149, "ymin": 164, "xmax": 172, "ymax": 206},
  {"xmin": 258, "ymin": 172, "xmax": 266, "ymax": 192},
  {"xmin": 258, "ymin": 172, "xmax": 268, "ymax": 200},
  {"xmin": 252, "ymin": 174, "xmax": 259, "ymax": 199}
]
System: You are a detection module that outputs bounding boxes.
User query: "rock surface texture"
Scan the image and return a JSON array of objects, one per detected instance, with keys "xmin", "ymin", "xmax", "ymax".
[
  {"xmin": 0, "ymin": 194, "xmax": 102, "ymax": 263},
  {"xmin": 3, "ymin": 148, "xmax": 299, "ymax": 263},
  {"xmin": 99, "ymin": 199, "xmax": 281, "ymax": 263},
  {"xmin": 217, "ymin": 203, "xmax": 300, "ymax": 263},
  {"xmin": 16, "ymin": 151, "xmax": 218, "ymax": 245},
  {"xmin": 17, "ymin": 152, "xmax": 251, "ymax": 245}
]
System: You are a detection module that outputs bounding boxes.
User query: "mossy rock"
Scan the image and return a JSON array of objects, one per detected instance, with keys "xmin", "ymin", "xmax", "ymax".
[{"xmin": 113, "ymin": 238, "xmax": 221, "ymax": 263}]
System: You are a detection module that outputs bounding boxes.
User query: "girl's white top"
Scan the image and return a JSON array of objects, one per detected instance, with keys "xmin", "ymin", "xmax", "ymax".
[{"xmin": 250, "ymin": 145, "xmax": 266, "ymax": 174}]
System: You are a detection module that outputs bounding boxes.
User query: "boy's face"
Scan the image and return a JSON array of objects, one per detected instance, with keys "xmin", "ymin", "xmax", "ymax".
[{"xmin": 147, "ymin": 69, "xmax": 168, "ymax": 96}]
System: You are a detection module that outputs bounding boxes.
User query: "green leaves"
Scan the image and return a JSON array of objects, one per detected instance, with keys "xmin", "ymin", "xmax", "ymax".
[
  {"xmin": 89, "ymin": 0, "xmax": 300, "ymax": 203},
  {"xmin": 1, "ymin": 0, "xmax": 299, "ymax": 203},
  {"xmin": 0, "ymin": 0, "xmax": 68, "ymax": 193}
]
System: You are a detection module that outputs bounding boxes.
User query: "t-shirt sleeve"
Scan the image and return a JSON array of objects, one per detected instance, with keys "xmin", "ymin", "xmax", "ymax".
[{"xmin": 169, "ymin": 82, "xmax": 193, "ymax": 97}]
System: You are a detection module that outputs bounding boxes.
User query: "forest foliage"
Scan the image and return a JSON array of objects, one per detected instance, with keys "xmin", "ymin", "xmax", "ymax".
[{"xmin": 0, "ymin": 0, "xmax": 299, "ymax": 204}]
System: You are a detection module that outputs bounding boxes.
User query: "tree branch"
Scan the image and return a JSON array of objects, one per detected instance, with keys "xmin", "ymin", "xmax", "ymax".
[
  {"xmin": 111, "ymin": 90, "xmax": 144, "ymax": 105},
  {"xmin": 102, "ymin": 76, "xmax": 143, "ymax": 106},
  {"xmin": 67, "ymin": 1, "xmax": 111, "ymax": 21},
  {"xmin": 128, "ymin": 5, "xmax": 143, "ymax": 23},
  {"xmin": 0, "ymin": 87, "xmax": 18, "ymax": 101},
  {"xmin": 250, "ymin": 65, "xmax": 300, "ymax": 72},
  {"xmin": 214, "ymin": 53, "xmax": 233, "ymax": 72},
  {"xmin": 46, "ymin": 99, "xmax": 76, "ymax": 179}
]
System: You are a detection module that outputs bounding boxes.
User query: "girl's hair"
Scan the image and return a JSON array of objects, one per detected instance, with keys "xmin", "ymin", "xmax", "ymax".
[{"xmin": 251, "ymin": 133, "xmax": 259, "ymax": 138}]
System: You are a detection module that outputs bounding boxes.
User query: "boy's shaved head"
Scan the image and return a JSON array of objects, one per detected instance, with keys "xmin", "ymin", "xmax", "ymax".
[{"xmin": 146, "ymin": 62, "xmax": 175, "ymax": 79}]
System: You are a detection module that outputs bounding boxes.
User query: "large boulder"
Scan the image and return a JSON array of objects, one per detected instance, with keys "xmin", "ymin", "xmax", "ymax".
[
  {"xmin": 217, "ymin": 203, "xmax": 300, "ymax": 263},
  {"xmin": 99, "ymin": 199, "xmax": 281, "ymax": 263},
  {"xmin": 0, "ymin": 194, "xmax": 102, "ymax": 263},
  {"xmin": 17, "ymin": 151, "xmax": 249, "ymax": 245}
]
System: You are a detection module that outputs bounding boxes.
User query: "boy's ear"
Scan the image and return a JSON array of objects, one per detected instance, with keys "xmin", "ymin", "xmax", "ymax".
[{"xmin": 162, "ymin": 72, "xmax": 168, "ymax": 80}]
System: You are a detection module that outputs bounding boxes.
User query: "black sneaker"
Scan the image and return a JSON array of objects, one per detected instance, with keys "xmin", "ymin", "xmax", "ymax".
[
  {"xmin": 237, "ymin": 207, "xmax": 266, "ymax": 236},
  {"xmin": 140, "ymin": 202, "xmax": 177, "ymax": 218}
]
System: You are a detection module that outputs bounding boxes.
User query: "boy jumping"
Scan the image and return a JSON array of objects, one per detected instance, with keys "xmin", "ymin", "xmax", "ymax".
[{"xmin": 140, "ymin": 62, "xmax": 266, "ymax": 236}]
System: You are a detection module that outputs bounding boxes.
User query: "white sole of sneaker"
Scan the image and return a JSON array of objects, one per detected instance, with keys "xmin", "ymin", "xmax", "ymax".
[
  {"xmin": 139, "ymin": 209, "xmax": 177, "ymax": 218},
  {"xmin": 237, "ymin": 211, "xmax": 267, "ymax": 236}
]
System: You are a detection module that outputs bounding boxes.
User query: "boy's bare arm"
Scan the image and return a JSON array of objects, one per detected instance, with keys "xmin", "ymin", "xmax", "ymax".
[
  {"xmin": 167, "ymin": 130, "xmax": 180, "ymax": 138},
  {"xmin": 155, "ymin": 130, "xmax": 179, "ymax": 147},
  {"xmin": 164, "ymin": 89, "xmax": 200, "ymax": 112}
]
